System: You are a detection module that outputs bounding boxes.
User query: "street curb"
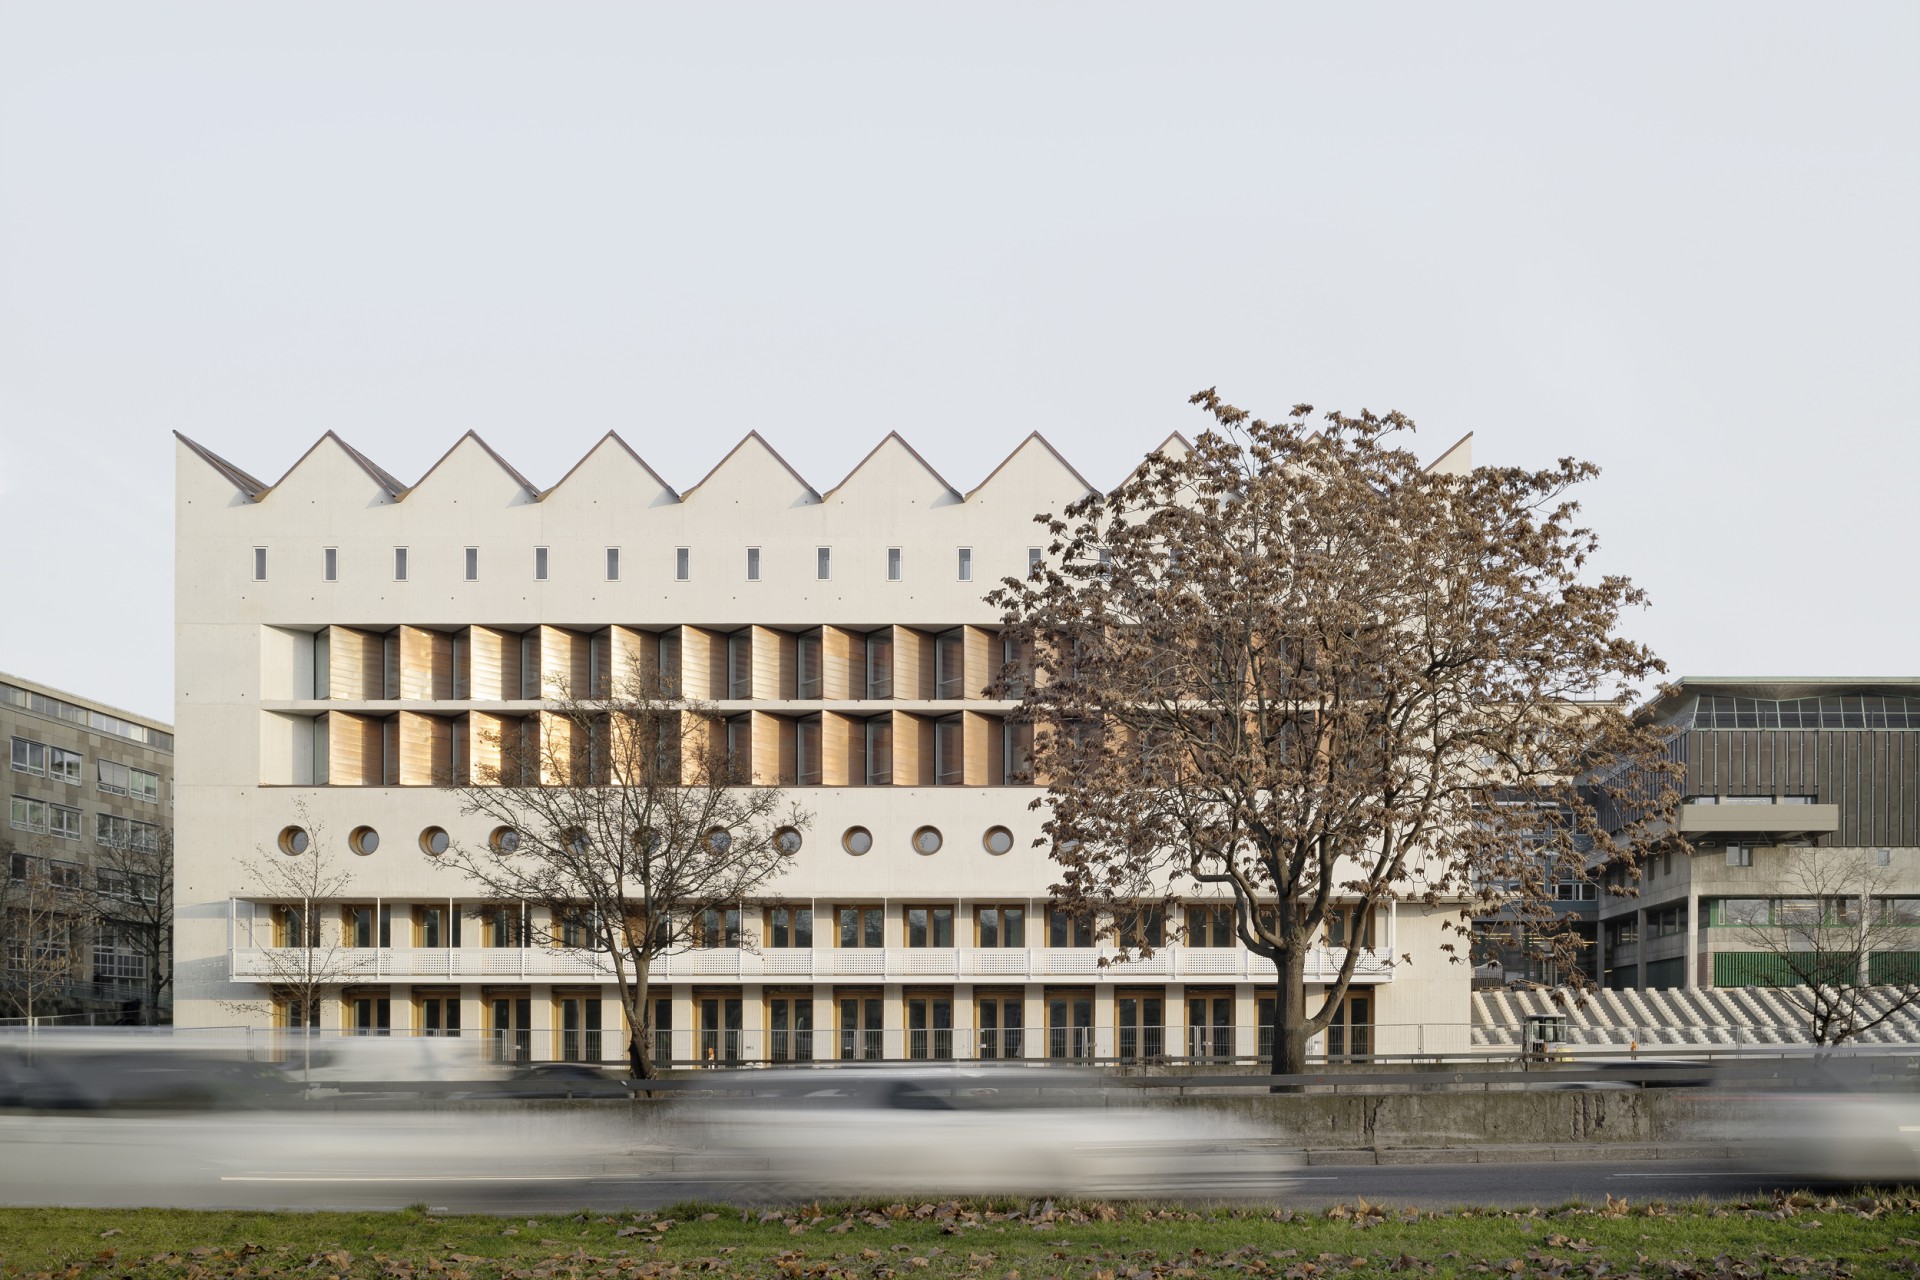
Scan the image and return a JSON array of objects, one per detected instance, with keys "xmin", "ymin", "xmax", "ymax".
[{"xmin": 1302, "ymin": 1143, "xmax": 1736, "ymax": 1166}]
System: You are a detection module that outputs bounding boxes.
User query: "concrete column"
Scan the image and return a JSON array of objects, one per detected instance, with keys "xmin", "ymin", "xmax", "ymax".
[
  {"xmin": 1233, "ymin": 984, "xmax": 1258, "ymax": 1062},
  {"xmin": 672, "ymin": 985, "xmax": 694, "ymax": 1067},
  {"xmin": 459, "ymin": 986, "xmax": 484, "ymax": 1058},
  {"xmin": 1094, "ymin": 985, "xmax": 1117, "ymax": 1060},
  {"xmin": 600, "ymin": 989, "xmax": 627, "ymax": 1065},
  {"xmin": 389, "ymin": 984, "xmax": 413, "ymax": 1033},
  {"xmin": 1022, "ymin": 983, "xmax": 1045, "ymax": 1058},
  {"xmin": 1684, "ymin": 888, "xmax": 1700, "ymax": 989},
  {"xmin": 812, "ymin": 989, "xmax": 837, "ymax": 1062},
  {"xmin": 883, "ymin": 983, "xmax": 904, "ymax": 1060},
  {"xmin": 1165, "ymin": 983, "xmax": 1186, "ymax": 1058},
  {"xmin": 953, "ymin": 983, "xmax": 975, "ymax": 1060},
  {"xmin": 741, "ymin": 983, "xmax": 764, "ymax": 1062},
  {"xmin": 530, "ymin": 983, "xmax": 554, "ymax": 1061},
  {"xmin": 1635, "ymin": 908, "xmax": 1648, "ymax": 989},
  {"xmin": 1592, "ymin": 909, "xmax": 1607, "ymax": 984}
]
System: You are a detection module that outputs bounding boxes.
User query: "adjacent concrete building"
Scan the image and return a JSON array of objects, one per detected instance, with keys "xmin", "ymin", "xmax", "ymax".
[
  {"xmin": 3, "ymin": 671, "xmax": 174, "ymax": 1021},
  {"xmin": 172, "ymin": 429, "xmax": 1475, "ymax": 1062},
  {"xmin": 1595, "ymin": 678, "xmax": 1920, "ymax": 991}
]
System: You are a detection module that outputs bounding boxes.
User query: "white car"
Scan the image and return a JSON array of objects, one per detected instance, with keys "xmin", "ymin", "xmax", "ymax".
[{"xmin": 677, "ymin": 1066, "xmax": 1298, "ymax": 1199}]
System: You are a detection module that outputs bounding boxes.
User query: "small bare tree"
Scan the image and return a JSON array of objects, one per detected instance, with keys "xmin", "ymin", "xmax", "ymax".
[
  {"xmin": 76, "ymin": 828, "xmax": 175, "ymax": 1024},
  {"xmin": 236, "ymin": 806, "xmax": 356, "ymax": 1040},
  {"xmin": 0, "ymin": 841, "xmax": 86, "ymax": 1021},
  {"xmin": 439, "ymin": 674, "xmax": 807, "ymax": 1079},
  {"xmin": 1732, "ymin": 848, "xmax": 1920, "ymax": 1046},
  {"xmin": 991, "ymin": 390, "xmax": 1680, "ymax": 1076}
]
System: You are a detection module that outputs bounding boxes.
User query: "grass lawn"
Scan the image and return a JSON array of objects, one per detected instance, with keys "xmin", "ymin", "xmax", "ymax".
[{"xmin": 3, "ymin": 1195, "xmax": 1918, "ymax": 1280}]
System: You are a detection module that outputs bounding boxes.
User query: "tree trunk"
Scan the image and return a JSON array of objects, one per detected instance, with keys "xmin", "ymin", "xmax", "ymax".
[
  {"xmin": 628, "ymin": 1025, "xmax": 651, "ymax": 1079},
  {"xmin": 1270, "ymin": 944, "xmax": 1310, "ymax": 1086}
]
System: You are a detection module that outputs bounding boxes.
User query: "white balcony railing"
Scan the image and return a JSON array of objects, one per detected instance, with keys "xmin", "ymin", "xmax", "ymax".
[{"xmin": 228, "ymin": 944, "xmax": 1394, "ymax": 985}]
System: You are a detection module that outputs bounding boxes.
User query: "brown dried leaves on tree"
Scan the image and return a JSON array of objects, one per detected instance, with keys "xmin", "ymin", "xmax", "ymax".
[{"xmin": 989, "ymin": 389, "xmax": 1681, "ymax": 1073}]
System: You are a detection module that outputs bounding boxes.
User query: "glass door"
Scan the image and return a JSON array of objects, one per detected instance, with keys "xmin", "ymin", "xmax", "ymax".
[
  {"xmin": 906, "ymin": 994, "xmax": 952, "ymax": 1060},
  {"xmin": 977, "ymin": 992, "xmax": 1023, "ymax": 1059},
  {"xmin": 1047, "ymin": 990, "xmax": 1093, "ymax": 1060}
]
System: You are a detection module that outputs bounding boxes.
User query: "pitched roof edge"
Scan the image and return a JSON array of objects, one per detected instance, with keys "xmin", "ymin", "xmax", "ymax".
[
  {"xmin": 173, "ymin": 432, "xmax": 268, "ymax": 500},
  {"xmin": 823, "ymin": 431, "xmax": 961, "ymax": 501},
  {"xmin": 407, "ymin": 430, "xmax": 541, "ymax": 500},
  {"xmin": 965, "ymin": 431, "xmax": 1098, "ymax": 500},
  {"xmin": 682, "ymin": 430, "xmax": 822, "ymax": 502},
  {"xmin": 543, "ymin": 431, "xmax": 680, "ymax": 501},
  {"xmin": 1424, "ymin": 431, "xmax": 1474, "ymax": 475}
]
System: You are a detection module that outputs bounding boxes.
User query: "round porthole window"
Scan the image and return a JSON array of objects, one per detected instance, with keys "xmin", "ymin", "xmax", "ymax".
[
  {"xmin": 563, "ymin": 827, "xmax": 591, "ymax": 854},
  {"xmin": 842, "ymin": 826, "xmax": 873, "ymax": 855},
  {"xmin": 912, "ymin": 826, "xmax": 943, "ymax": 855},
  {"xmin": 775, "ymin": 826, "xmax": 804, "ymax": 856},
  {"xmin": 983, "ymin": 825, "xmax": 1014, "ymax": 855},
  {"xmin": 419, "ymin": 826, "xmax": 450, "ymax": 856},
  {"xmin": 706, "ymin": 828, "xmax": 733, "ymax": 854},
  {"xmin": 631, "ymin": 828, "xmax": 663, "ymax": 855},
  {"xmin": 349, "ymin": 826, "xmax": 380, "ymax": 856},
  {"xmin": 490, "ymin": 826, "xmax": 521, "ymax": 854},
  {"xmin": 278, "ymin": 825, "xmax": 310, "ymax": 856}
]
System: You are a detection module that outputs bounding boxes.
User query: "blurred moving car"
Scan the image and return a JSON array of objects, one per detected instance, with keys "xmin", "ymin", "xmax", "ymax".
[
  {"xmin": 480, "ymin": 1063, "xmax": 630, "ymax": 1099},
  {"xmin": 0, "ymin": 1046, "xmax": 296, "ymax": 1111},
  {"xmin": 1545, "ymin": 1059, "xmax": 1711, "ymax": 1090},
  {"xmin": 683, "ymin": 1065, "xmax": 1298, "ymax": 1198},
  {"xmin": 1740, "ymin": 1085, "xmax": 1920, "ymax": 1184}
]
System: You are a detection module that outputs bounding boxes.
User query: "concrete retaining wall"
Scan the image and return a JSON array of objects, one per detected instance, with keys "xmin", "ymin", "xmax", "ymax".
[{"xmin": 1171, "ymin": 1089, "xmax": 1724, "ymax": 1150}]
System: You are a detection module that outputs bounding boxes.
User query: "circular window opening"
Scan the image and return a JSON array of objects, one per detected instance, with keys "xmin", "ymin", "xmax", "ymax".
[
  {"xmin": 983, "ymin": 825, "xmax": 1015, "ymax": 855},
  {"xmin": 775, "ymin": 826, "xmax": 804, "ymax": 856},
  {"xmin": 349, "ymin": 826, "xmax": 380, "ymax": 856},
  {"xmin": 563, "ymin": 827, "xmax": 591, "ymax": 855},
  {"xmin": 419, "ymin": 826, "xmax": 450, "ymax": 856},
  {"xmin": 278, "ymin": 825, "xmax": 310, "ymax": 856},
  {"xmin": 706, "ymin": 827, "xmax": 733, "ymax": 854},
  {"xmin": 842, "ymin": 826, "xmax": 873, "ymax": 856},
  {"xmin": 912, "ymin": 825, "xmax": 943, "ymax": 855},
  {"xmin": 490, "ymin": 826, "xmax": 521, "ymax": 855},
  {"xmin": 631, "ymin": 828, "xmax": 663, "ymax": 855}
]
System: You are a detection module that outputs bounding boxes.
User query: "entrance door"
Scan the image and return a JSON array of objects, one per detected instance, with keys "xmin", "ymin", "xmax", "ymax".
[
  {"xmin": 697, "ymin": 994, "xmax": 743, "ymax": 1065},
  {"xmin": 768, "ymin": 994, "xmax": 814, "ymax": 1062},
  {"xmin": 838, "ymin": 993, "xmax": 883, "ymax": 1060},
  {"xmin": 1047, "ymin": 990, "xmax": 1093, "ymax": 1060},
  {"xmin": 1118, "ymin": 991, "xmax": 1163, "ymax": 1061},
  {"xmin": 906, "ymin": 994, "xmax": 952, "ymax": 1060},
  {"xmin": 977, "ymin": 992, "xmax": 1023, "ymax": 1059},
  {"xmin": 490, "ymin": 995, "xmax": 532, "ymax": 1064},
  {"xmin": 557, "ymin": 994, "xmax": 602, "ymax": 1062},
  {"xmin": 1187, "ymin": 991, "xmax": 1232, "ymax": 1062}
]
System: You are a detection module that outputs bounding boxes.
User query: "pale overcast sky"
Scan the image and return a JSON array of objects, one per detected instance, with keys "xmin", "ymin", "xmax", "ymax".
[{"xmin": 1, "ymin": 3, "xmax": 1914, "ymax": 723}]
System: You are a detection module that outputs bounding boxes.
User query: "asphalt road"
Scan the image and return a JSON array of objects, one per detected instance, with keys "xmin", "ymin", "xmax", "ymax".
[{"xmin": 0, "ymin": 1112, "xmax": 1819, "ymax": 1214}]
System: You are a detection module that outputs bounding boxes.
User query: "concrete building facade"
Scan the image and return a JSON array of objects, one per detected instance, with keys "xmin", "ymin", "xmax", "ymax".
[
  {"xmin": 172, "ymin": 429, "xmax": 1473, "ymax": 1063},
  {"xmin": 3, "ymin": 671, "xmax": 174, "ymax": 1021}
]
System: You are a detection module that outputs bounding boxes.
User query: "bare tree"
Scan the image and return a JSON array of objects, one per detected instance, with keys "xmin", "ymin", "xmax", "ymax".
[
  {"xmin": 990, "ymin": 390, "xmax": 1679, "ymax": 1075},
  {"xmin": 438, "ymin": 674, "xmax": 807, "ymax": 1079},
  {"xmin": 1730, "ymin": 848, "xmax": 1920, "ymax": 1046},
  {"xmin": 76, "ymin": 828, "xmax": 175, "ymax": 1024},
  {"xmin": 235, "ymin": 805, "xmax": 356, "ymax": 1040},
  {"xmin": 0, "ymin": 841, "xmax": 86, "ymax": 1021}
]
